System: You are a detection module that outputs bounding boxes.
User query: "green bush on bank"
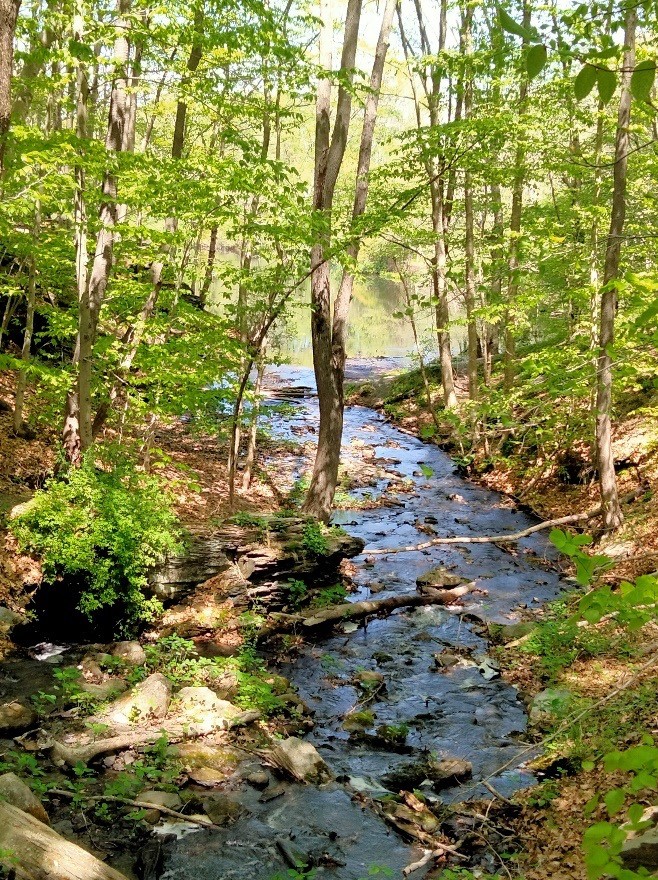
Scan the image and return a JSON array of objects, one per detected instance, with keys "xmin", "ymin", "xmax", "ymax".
[{"xmin": 12, "ymin": 456, "xmax": 183, "ymax": 626}]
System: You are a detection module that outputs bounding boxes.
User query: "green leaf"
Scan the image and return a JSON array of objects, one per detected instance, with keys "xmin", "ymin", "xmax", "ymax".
[
  {"xmin": 498, "ymin": 6, "xmax": 534, "ymax": 40},
  {"xmin": 604, "ymin": 788, "xmax": 626, "ymax": 816},
  {"xmin": 631, "ymin": 59, "xmax": 656, "ymax": 102},
  {"xmin": 574, "ymin": 64, "xmax": 597, "ymax": 100},
  {"xmin": 628, "ymin": 803, "xmax": 645, "ymax": 825},
  {"xmin": 526, "ymin": 44, "xmax": 548, "ymax": 80},
  {"xmin": 597, "ymin": 67, "xmax": 617, "ymax": 105}
]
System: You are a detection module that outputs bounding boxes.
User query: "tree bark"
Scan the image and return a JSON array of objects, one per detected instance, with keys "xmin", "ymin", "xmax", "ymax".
[
  {"xmin": 302, "ymin": 0, "xmax": 363, "ymax": 521},
  {"xmin": 595, "ymin": 3, "xmax": 635, "ymax": 531},
  {"xmin": 0, "ymin": 0, "xmax": 20, "ymax": 176},
  {"xmin": 462, "ymin": 2, "xmax": 478, "ymax": 401},
  {"xmin": 13, "ymin": 196, "xmax": 40, "ymax": 432}
]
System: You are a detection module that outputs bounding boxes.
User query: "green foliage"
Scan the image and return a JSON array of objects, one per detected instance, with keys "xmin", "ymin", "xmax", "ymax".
[
  {"xmin": 285, "ymin": 579, "xmax": 308, "ymax": 608},
  {"xmin": 301, "ymin": 521, "xmax": 329, "ymax": 555},
  {"xmin": 12, "ymin": 457, "xmax": 182, "ymax": 628},
  {"xmin": 309, "ymin": 584, "xmax": 348, "ymax": 608}
]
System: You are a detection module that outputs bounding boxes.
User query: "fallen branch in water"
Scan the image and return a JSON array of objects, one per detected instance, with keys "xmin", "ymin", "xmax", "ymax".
[
  {"xmin": 257, "ymin": 585, "xmax": 477, "ymax": 640},
  {"xmin": 367, "ymin": 509, "xmax": 601, "ymax": 555},
  {"xmin": 368, "ymin": 487, "xmax": 647, "ymax": 556},
  {"xmin": 47, "ymin": 788, "xmax": 218, "ymax": 829}
]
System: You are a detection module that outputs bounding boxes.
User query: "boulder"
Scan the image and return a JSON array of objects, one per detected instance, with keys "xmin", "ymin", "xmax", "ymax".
[
  {"xmin": 0, "ymin": 607, "xmax": 26, "ymax": 635},
  {"xmin": 621, "ymin": 828, "xmax": 658, "ymax": 870},
  {"xmin": 79, "ymin": 679, "xmax": 127, "ymax": 700},
  {"xmin": 382, "ymin": 756, "xmax": 472, "ymax": 792},
  {"xmin": 97, "ymin": 673, "xmax": 171, "ymax": 728},
  {"xmin": 176, "ymin": 686, "xmax": 241, "ymax": 734},
  {"xmin": 111, "ymin": 641, "xmax": 147, "ymax": 666},
  {"xmin": 0, "ymin": 772, "xmax": 50, "ymax": 824},
  {"xmin": 267, "ymin": 736, "xmax": 332, "ymax": 784},
  {"xmin": 0, "ymin": 700, "xmax": 36, "ymax": 734},
  {"xmin": 416, "ymin": 567, "xmax": 466, "ymax": 589},
  {"xmin": 202, "ymin": 794, "xmax": 247, "ymax": 826},
  {"xmin": 529, "ymin": 688, "xmax": 572, "ymax": 725},
  {"xmin": 188, "ymin": 767, "xmax": 225, "ymax": 787}
]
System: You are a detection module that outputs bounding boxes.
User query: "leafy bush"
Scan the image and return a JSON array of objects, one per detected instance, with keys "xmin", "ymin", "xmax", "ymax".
[{"xmin": 12, "ymin": 459, "xmax": 183, "ymax": 627}]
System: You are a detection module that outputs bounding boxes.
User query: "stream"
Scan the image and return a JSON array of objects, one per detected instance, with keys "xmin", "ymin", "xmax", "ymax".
[{"xmin": 159, "ymin": 364, "xmax": 568, "ymax": 880}]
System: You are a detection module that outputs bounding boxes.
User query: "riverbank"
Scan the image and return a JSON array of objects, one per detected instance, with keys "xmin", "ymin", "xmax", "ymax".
[{"xmin": 349, "ymin": 360, "xmax": 658, "ymax": 880}]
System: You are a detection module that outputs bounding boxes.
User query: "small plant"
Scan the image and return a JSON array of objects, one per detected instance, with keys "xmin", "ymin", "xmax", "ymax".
[
  {"xmin": 309, "ymin": 584, "xmax": 348, "ymax": 608},
  {"xmin": 302, "ymin": 520, "xmax": 328, "ymax": 555},
  {"xmin": 286, "ymin": 579, "xmax": 308, "ymax": 608}
]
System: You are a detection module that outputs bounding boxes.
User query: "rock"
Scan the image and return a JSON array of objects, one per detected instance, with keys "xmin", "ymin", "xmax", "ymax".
[
  {"xmin": 416, "ymin": 567, "xmax": 466, "ymax": 589},
  {"xmin": 0, "ymin": 700, "xmax": 36, "ymax": 733},
  {"xmin": 79, "ymin": 679, "xmax": 127, "ymax": 700},
  {"xmin": 433, "ymin": 650, "xmax": 460, "ymax": 669},
  {"xmin": 369, "ymin": 582, "xmax": 386, "ymax": 594},
  {"xmin": 382, "ymin": 756, "xmax": 472, "ymax": 792},
  {"xmin": 0, "ymin": 772, "xmax": 50, "ymax": 824},
  {"xmin": 245, "ymin": 771, "xmax": 269, "ymax": 789},
  {"xmin": 372, "ymin": 652, "xmax": 394, "ymax": 665},
  {"xmin": 176, "ymin": 686, "xmax": 241, "ymax": 734},
  {"xmin": 354, "ymin": 670, "xmax": 384, "ymax": 686},
  {"xmin": 212, "ymin": 670, "xmax": 239, "ymax": 700},
  {"xmin": 173, "ymin": 742, "xmax": 241, "ymax": 772},
  {"xmin": 111, "ymin": 641, "xmax": 147, "ymax": 666},
  {"xmin": 489, "ymin": 621, "xmax": 536, "ymax": 644},
  {"xmin": 529, "ymin": 688, "xmax": 572, "ymax": 725},
  {"xmin": 267, "ymin": 737, "xmax": 333, "ymax": 784},
  {"xmin": 97, "ymin": 673, "xmax": 171, "ymax": 727},
  {"xmin": 0, "ymin": 607, "xmax": 26, "ymax": 634},
  {"xmin": 621, "ymin": 828, "xmax": 658, "ymax": 870},
  {"xmin": 189, "ymin": 767, "xmax": 225, "ymax": 787},
  {"xmin": 259, "ymin": 783, "xmax": 286, "ymax": 802},
  {"xmin": 140, "ymin": 790, "xmax": 182, "ymax": 810},
  {"xmin": 203, "ymin": 794, "xmax": 246, "ymax": 826}
]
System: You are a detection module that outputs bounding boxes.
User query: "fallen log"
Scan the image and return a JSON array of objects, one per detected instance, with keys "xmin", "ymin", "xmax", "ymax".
[
  {"xmin": 0, "ymin": 800, "xmax": 129, "ymax": 880},
  {"xmin": 50, "ymin": 710, "xmax": 261, "ymax": 767},
  {"xmin": 257, "ymin": 585, "xmax": 476, "ymax": 640}
]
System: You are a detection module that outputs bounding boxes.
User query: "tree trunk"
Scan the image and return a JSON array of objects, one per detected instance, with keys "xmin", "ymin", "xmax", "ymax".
[
  {"xmin": 595, "ymin": 4, "xmax": 636, "ymax": 531},
  {"xmin": 503, "ymin": 1, "xmax": 530, "ymax": 390},
  {"xmin": 13, "ymin": 196, "xmax": 40, "ymax": 433},
  {"xmin": 0, "ymin": 0, "xmax": 20, "ymax": 176},
  {"xmin": 462, "ymin": 2, "xmax": 477, "ymax": 401},
  {"xmin": 302, "ymin": 0, "xmax": 362, "ymax": 522}
]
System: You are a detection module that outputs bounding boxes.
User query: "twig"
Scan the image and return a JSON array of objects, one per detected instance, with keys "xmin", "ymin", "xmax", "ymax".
[
  {"xmin": 481, "ymin": 779, "xmax": 514, "ymax": 805},
  {"xmin": 47, "ymin": 788, "xmax": 218, "ymax": 830},
  {"xmin": 403, "ymin": 841, "xmax": 464, "ymax": 876}
]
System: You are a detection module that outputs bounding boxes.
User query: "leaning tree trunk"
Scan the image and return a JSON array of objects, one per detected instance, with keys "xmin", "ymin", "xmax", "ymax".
[
  {"xmin": 595, "ymin": 3, "xmax": 636, "ymax": 531},
  {"xmin": 303, "ymin": 0, "xmax": 362, "ymax": 522},
  {"xmin": 0, "ymin": 0, "xmax": 20, "ymax": 176},
  {"xmin": 304, "ymin": 0, "xmax": 396, "ymax": 522},
  {"xmin": 63, "ymin": 0, "xmax": 129, "ymax": 461}
]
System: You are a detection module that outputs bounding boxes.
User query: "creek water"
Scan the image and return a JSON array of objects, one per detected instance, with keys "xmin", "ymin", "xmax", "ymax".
[{"xmin": 160, "ymin": 364, "xmax": 567, "ymax": 880}]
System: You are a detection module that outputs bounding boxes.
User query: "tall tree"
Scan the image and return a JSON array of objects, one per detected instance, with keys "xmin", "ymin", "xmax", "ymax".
[
  {"xmin": 595, "ymin": 2, "xmax": 636, "ymax": 531},
  {"xmin": 0, "ymin": 0, "xmax": 20, "ymax": 175},
  {"xmin": 303, "ymin": 0, "xmax": 395, "ymax": 521}
]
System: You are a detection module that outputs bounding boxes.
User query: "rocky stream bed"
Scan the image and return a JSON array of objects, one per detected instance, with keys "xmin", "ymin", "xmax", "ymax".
[{"xmin": 0, "ymin": 364, "xmax": 572, "ymax": 879}]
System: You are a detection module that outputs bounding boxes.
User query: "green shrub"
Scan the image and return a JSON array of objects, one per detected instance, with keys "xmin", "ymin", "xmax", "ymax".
[{"xmin": 12, "ymin": 458, "xmax": 183, "ymax": 627}]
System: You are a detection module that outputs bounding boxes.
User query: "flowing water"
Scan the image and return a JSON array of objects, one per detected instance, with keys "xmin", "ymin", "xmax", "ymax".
[{"xmin": 160, "ymin": 364, "xmax": 567, "ymax": 880}]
